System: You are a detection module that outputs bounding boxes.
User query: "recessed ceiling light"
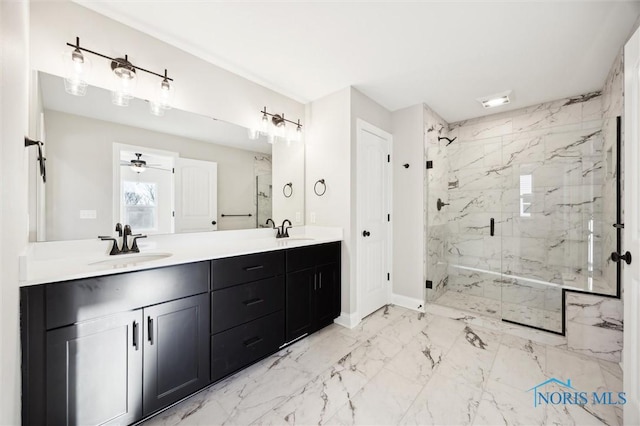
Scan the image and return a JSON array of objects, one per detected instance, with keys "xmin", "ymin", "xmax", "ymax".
[{"xmin": 477, "ymin": 90, "xmax": 512, "ymax": 109}]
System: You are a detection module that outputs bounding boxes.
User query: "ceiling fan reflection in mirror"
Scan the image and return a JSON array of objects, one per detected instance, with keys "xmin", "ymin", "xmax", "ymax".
[{"xmin": 121, "ymin": 152, "xmax": 170, "ymax": 173}]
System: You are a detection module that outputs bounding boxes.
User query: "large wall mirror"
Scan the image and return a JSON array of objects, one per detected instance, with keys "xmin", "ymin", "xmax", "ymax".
[{"xmin": 28, "ymin": 71, "xmax": 305, "ymax": 242}]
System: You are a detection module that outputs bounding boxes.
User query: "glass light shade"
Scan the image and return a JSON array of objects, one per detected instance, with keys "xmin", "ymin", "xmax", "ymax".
[
  {"xmin": 111, "ymin": 91, "xmax": 131, "ymax": 107},
  {"xmin": 149, "ymin": 101, "xmax": 165, "ymax": 117},
  {"xmin": 274, "ymin": 122, "xmax": 286, "ymax": 139},
  {"xmin": 260, "ymin": 113, "xmax": 270, "ymax": 135},
  {"xmin": 62, "ymin": 49, "xmax": 91, "ymax": 96},
  {"xmin": 247, "ymin": 128, "xmax": 259, "ymax": 140},
  {"xmin": 111, "ymin": 62, "xmax": 137, "ymax": 106},
  {"xmin": 155, "ymin": 78, "xmax": 174, "ymax": 110},
  {"xmin": 130, "ymin": 164, "xmax": 146, "ymax": 173}
]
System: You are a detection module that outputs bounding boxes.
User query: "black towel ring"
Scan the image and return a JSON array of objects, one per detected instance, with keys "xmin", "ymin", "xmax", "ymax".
[
  {"xmin": 314, "ymin": 179, "xmax": 326, "ymax": 196},
  {"xmin": 283, "ymin": 182, "xmax": 293, "ymax": 198}
]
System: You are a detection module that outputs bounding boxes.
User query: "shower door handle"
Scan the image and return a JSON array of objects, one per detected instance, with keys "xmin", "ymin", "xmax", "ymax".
[{"xmin": 490, "ymin": 218, "xmax": 495, "ymax": 237}]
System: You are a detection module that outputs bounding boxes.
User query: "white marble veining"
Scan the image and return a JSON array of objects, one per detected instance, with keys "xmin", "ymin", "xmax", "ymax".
[
  {"xmin": 20, "ymin": 226, "xmax": 342, "ymax": 286},
  {"xmin": 143, "ymin": 305, "xmax": 621, "ymax": 426}
]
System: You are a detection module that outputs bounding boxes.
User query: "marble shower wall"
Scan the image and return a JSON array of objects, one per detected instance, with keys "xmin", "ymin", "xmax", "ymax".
[
  {"xmin": 601, "ymin": 50, "xmax": 623, "ymax": 294},
  {"xmin": 424, "ymin": 106, "xmax": 450, "ymax": 302},
  {"xmin": 445, "ymin": 91, "xmax": 607, "ymax": 332}
]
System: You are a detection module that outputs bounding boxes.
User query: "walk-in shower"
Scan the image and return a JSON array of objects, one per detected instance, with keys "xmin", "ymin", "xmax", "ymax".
[{"xmin": 424, "ymin": 53, "xmax": 623, "ymax": 334}]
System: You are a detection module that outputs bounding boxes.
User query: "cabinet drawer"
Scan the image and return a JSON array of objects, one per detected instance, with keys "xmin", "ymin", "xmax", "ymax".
[
  {"xmin": 45, "ymin": 262, "xmax": 210, "ymax": 330},
  {"xmin": 210, "ymin": 311, "xmax": 284, "ymax": 382},
  {"xmin": 286, "ymin": 242, "xmax": 340, "ymax": 273},
  {"xmin": 212, "ymin": 251, "xmax": 284, "ymax": 290},
  {"xmin": 211, "ymin": 276, "xmax": 284, "ymax": 334}
]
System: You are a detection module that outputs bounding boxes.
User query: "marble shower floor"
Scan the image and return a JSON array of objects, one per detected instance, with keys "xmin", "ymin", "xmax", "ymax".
[
  {"xmin": 143, "ymin": 305, "xmax": 622, "ymax": 426},
  {"xmin": 434, "ymin": 290, "xmax": 563, "ymax": 332}
]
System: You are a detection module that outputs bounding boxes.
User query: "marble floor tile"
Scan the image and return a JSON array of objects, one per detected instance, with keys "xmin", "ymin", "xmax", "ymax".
[
  {"xmin": 399, "ymin": 372, "xmax": 482, "ymax": 426},
  {"xmin": 328, "ymin": 368, "xmax": 423, "ymax": 425},
  {"xmin": 142, "ymin": 304, "xmax": 623, "ymax": 426}
]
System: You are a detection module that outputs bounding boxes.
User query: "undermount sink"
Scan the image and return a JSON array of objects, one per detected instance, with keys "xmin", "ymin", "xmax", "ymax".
[{"xmin": 89, "ymin": 253, "xmax": 173, "ymax": 267}]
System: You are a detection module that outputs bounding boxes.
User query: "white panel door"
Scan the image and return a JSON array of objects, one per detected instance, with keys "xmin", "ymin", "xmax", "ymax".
[
  {"xmin": 624, "ymin": 27, "xmax": 640, "ymax": 426},
  {"xmin": 175, "ymin": 158, "xmax": 218, "ymax": 233},
  {"xmin": 357, "ymin": 120, "xmax": 392, "ymax": 319}
]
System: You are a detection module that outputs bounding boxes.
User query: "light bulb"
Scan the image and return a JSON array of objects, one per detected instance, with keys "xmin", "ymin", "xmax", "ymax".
[
  {"xmin": 111, "ymin": 57, "xmax": 137, "ymax": 106},
  {"xmin": 62, "ymin": 47, "xmax": 91, "ymax": 97}
]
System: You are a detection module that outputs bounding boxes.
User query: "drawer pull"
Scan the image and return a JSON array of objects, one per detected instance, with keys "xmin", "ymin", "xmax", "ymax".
[
  {"xmin": 243, "ymin": 336, "xmax": 264, "ymax": 348},
  {"xmin": 243, "ymin": 298, "xmax": 264, "ymax": 307},
  {"xmin": 244, "ymin": 265, "xmax": 264, "ymax": 271},
  {"xmin": 148, "ymin": 317, "xmax": 154, "ymax": 345}
]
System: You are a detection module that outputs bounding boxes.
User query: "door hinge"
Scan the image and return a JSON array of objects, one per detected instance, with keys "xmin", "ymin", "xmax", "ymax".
[
  {"xmin": 387, "ymin": 154, "xmax": 390, "ymax": 163},
  {"xmin": 425, "ymin": 280, "xmax": 433, "ymax": 289},
  {"xmin": 387, "ymin": 273, "xmax": 390, "ymax": 281},
  {"xmin": 426, "ymin": 161, "xmax": 433, "ymax": 169},
  {"xmin": 172, "ymin": 211, "xmax": 175, "ymax": 217},
  {"xmin": 172, "ymin": 167, "xmax": 175, "ymax": 174},
  {"xmin": 387, "ymin": 213, "xmax": 390, "ymax": 222}
]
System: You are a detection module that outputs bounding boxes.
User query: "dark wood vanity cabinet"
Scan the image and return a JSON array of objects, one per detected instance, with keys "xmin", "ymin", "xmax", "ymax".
[
  {"xmin": 21, "ymin": 242, "xmax": 341, "ymax": 426},
  {"xmin": 285, "ymin": 242, "xmax": 341, "ymax": 342}
]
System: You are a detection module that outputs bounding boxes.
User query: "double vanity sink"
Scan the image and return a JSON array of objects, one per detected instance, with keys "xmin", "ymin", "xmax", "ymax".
[{"xmin": 20, "ymin": 226, "xmax": 342, "ymax": 426}]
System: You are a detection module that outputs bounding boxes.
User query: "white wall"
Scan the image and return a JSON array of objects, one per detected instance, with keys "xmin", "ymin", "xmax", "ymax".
[
  {"xmin": 0, "ymin": 1, "xmax": 29, "ymax": 424},
  {"xmin": 44, "ymin": 110, "xmax": 265, "ymax": 239},
  {"xmin": 391, "ymin": 105, "xmax": 425, "ymax": 302},
  {"xmin": 305, "ymin": 88, "xmax": 352, "ymax": 312},
  {"xmin": 272, "ymin": 139, "xmax": 304, "ymax": 226},
  {"xmin": 30, "ymin": 1, "xmax": 304, "ymax": 132}
]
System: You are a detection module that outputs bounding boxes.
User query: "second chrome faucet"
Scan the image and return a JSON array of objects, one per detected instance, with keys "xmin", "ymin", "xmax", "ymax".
[{"xmin": 99, "ymin": 223, "xmax": 147, "ymax": 255}]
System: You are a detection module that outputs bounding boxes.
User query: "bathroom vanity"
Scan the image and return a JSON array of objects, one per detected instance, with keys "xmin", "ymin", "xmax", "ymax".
[{"xmin": 20, "ymin": 231, "xmax": 341, "ymax": 425}]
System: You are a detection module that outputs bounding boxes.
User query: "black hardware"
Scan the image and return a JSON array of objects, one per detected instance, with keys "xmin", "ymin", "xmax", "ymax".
[
  {"xmin": 132, "ymin": 321, "xmax": 138, "ymax": 350},
  {"xmin": 242, "ymin": 298, "xmax": 264, "ymax": 307},
  {"xmin": 221, "ymin": 213, "xmax": 253, "ymax": 217},
  {"xmin": 98, "ymin": 236, "xmax": 121, "ymax": 256},
  {"xmin": 387, "ymin": 273, "xmax": 390, "ymax": 281},
  {"xmin": 318, "ymin": 272, "xmax": 323, "ymax": 289},
  {"xmin": 438, "ymin": 136, "xmax": 457, "ymax": 146},
  {"xmin": 490, "ymin": 218, "xmax": 495, "ymax": 237},
  {"xmin": 388, "ymin": 214, "xmax": 390, "ymax": 222},
  {"xmin": 436, "ymin": 198, "xmax": 449, "ymax": 211},
  {"xmin": 387, "ymin": 154, "xmax": 390, "ymax": 163},
  {"xmin": 426, "ymin": 280, "xmax": 433, "ymax": 289},
  {"xmin": 121, "ymin": 225, "xmax": 132, "ymax": 253},
  {"xmin": 147, "ymin": 317, "xmax": 153, "ymax": 345},
  {"xmin": 211, "ymin": 220, "xmax": 217, "ymax": 225},
  {"xmin": 613, "ymin": 223, "xmax": 624, "ymax": 229},
  {"xmin": 277, "ymin": 219, "xmax": 292, "ymax": 238},
  {"xmin": 66, "ymin": 37, "xmax": 173, "ymax": 81},
  {"xmin": 115, "ymin": 223, "xmax": 123, "ymax": 237},
  {"xmin": 243, "ymin": 265, "xmax": 264, "ymax": 271},
  {"xmin": 25, "ymin": 137, "xmax": 46, "ymax": 183},
  {"xmin": 243, "ymin": 336, "xmax": 264, "ymax": 348},
  {"xmin": 362, "ymin": 230, "xmax": 371, "ymax": 237},
  {"xmin": 260, "ymin": 107, "xmax": 303, "ymax": 130},
  {"xmin": 611, "ymin": 251, "xmax": 632, "ymax": 265},
  {"xmin": 403, "ymin": 163, "xmax": 410, "ymax": 169},
  {"xmin": 615, "ymin": 116, "xmax": 623, "ymax": 297},
  {"xmin": 283, "ymin": 182, "xmax": 293, "ymax": 198},
  {"xmin": 426, "ymin": 161, "xmax": 433, "ymax": 169},
  {"xmin": 130, "ymin": 235, "xmax": 147, "ymax": 253},
  {"xmin": 266, "ymin": 218, "xmax": 276, "ymax": 229},
  {"xmin": 314, "ymin": 179, "xmax": 326, "ymax": 196}
]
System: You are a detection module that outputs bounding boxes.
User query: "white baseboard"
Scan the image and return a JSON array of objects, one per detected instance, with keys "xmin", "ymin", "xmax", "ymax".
[
  {"xmin": 334, "ymin": 311, "xmax": 360, "ymax": 329},
  {"xmin": 391, "ymin": 293, "xmax": 425, "ymax": 313}
]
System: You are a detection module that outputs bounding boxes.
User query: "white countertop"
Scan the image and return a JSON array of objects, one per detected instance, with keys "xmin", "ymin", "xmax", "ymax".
[{"xmin": 20, "ymin": 226, "xmax": 343, "ymax": 287}]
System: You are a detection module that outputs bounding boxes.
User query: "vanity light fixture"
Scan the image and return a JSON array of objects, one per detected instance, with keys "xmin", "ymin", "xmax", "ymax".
[
  {"xmin": 477, "ymin": 90, "xmax": 512, "ymax": 109},
  {"xmin": 63, "ymin": 37, "xmax": 174, "ymax": 112},
  {"xmin": 259, "ymin": 107, "xmax": 303, "ymax": 143},
  {"xmin": 62, "ymin": 37, "xmax": 91, "ymax": 96}
]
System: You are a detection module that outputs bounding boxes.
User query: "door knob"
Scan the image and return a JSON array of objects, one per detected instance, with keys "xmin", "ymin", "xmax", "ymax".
[
  {"xmin": 437, "ymin": 198, "xmax": 450, "ymax": 211},
  {"xmin": 611, "ymin": 251, "xmax": 632, "ymax": 265},
  {"xmin": 362, "ymin": 230, "xmax": 371, "ymax": 237},
  {"xmin": 212, "ymin": 220, "xmax": 217, "ymax": 225}
]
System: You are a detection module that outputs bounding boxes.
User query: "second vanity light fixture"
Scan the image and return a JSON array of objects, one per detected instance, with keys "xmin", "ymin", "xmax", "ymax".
[
  {"xmin": 258, "ymin": 107, "xmax": 303, "ymax": 144},
  {"xmin": 63, "ymin": 37, "xmax": 174, "ymax": 116}
]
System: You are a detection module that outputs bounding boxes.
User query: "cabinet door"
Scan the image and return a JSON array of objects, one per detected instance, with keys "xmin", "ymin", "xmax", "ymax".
[
  {"xmin": 314, "ymin": 263, "xmax": 339, "ymax": 331},
  {"xmin": 143, "ymin": 293, "xmax": 210, "ymax": 416},
  {"xmin": 285, "ymin": 268, "xmax": 314, "ymax": 342},
  {"xmin": 46, "ymin": 310, "xmax": 143, "ymax": 426}
]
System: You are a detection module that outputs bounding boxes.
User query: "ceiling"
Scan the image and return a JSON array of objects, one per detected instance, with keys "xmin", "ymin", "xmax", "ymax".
[
  {"xmin": 40, "ymin": 72, "xmax": 272, "ymax": 154},
  {"xmin": 75, "ymin": 1, "xmax": 640, "ymax": 123}
]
